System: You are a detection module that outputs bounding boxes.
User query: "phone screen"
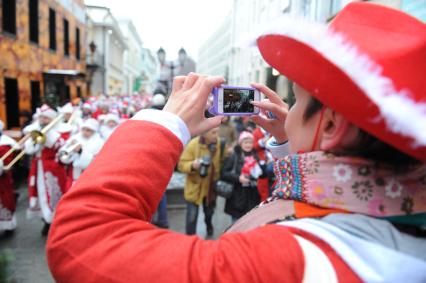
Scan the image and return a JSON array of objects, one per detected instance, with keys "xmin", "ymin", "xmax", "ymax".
[{"xmin": 223, "ymin": 88, "xmax": 254, "ymax": 113}]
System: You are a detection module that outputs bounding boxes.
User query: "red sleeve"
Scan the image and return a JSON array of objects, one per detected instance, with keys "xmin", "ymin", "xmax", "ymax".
[
  {"xmin": 47, "ymin": 121, "xmax": 305, "ymax": 283},
  {"xmin": 253, "ymin": 128, "xmax": 265, "ymax": 151}
]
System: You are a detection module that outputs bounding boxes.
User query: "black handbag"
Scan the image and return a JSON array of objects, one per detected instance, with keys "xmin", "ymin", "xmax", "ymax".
[{"xmin": 215, "ymin": 156, "xmax": 238, "ymax": 199}]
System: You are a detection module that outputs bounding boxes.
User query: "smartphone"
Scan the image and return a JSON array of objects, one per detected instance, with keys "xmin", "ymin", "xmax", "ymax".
[{"xmin": 209, "ymin": 85, "xmax": 261, "ymax": 116}]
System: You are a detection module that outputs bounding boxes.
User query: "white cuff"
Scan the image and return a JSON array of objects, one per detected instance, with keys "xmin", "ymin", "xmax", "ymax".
[
  {"xmin": 132, "ymin": 109, "xmax": 191, "ymax": 146},
  {"xmin": 266, "ymin": 137, "xmax": 290, "ymax": 159}
]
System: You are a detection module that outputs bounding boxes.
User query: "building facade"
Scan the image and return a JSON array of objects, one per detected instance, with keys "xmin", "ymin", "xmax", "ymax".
[
  {"xmin": 118, "ymin": 19, "xmax": 143, "ymax": 96},
  {"xmin": 197, "ymin": 16, "xmax": 232, "ymax": 80},
  {"xmin": 85, "ymin": 5, "xmax": 127, "ymax": 96},
  {"xmin": 0, "ymin": 0, "xmax": 86, "ymax": 129},
  {"xmin": 140, "ymin": 48, "xmax": 157, "ymax": 94}
]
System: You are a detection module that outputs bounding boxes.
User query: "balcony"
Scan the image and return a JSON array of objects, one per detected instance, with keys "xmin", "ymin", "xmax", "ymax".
[{"xmin": 86, "ymin": 51, "xmax": 104, "ymax": 68}]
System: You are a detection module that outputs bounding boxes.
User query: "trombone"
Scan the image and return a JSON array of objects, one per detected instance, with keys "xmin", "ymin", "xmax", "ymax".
[
  {"xmin": 1, "ymin": 113, "xmax": 64, "ymax": 171},
  {"xmin": 58, "ymin": 140, "xmax": 81, "ymax": 163}
]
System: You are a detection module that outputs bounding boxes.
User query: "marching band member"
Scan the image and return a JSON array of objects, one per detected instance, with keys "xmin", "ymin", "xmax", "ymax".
[
  {"xmin": 0, "ymin": 120, "xmax": 18, "ymax": 234},
  {"xmin": 24, "ymin": 105, "xmax": 68, "ymax": 236},
  {"xmin": 100, "ymin": 114, "xmax": 120, "ymax": 140},
  {"xmin": 59, "ymin": 118, "xmax": 104, "ymax": 186},
  {"xmin": 57, "ymin": 103, "xmax": 82, "ymax": 136}
]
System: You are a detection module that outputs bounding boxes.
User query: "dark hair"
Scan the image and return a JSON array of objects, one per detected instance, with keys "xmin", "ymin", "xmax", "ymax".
[{"xmin": 303, "ymin": 97, "xmax": 421, "ymax": 167}]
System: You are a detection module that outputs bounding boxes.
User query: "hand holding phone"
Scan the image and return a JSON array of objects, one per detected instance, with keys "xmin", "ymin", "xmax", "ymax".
[{"xmin": 209, "ymin": 85, "xmax": 262, "ymax": 116}]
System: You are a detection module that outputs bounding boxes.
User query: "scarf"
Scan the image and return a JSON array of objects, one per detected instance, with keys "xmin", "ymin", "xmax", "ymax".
[{"xmin": 271, "ymin": 151, "xmax": 426, "ymax": 224}]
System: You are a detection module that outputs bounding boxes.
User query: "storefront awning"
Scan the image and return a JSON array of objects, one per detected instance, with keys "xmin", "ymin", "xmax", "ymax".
[{"xmin": 44, "ymin": 69, "xmax": 85, "ymax": 77}]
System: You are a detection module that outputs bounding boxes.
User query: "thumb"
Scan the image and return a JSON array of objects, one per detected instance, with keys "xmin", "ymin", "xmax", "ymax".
[{"xmin": 192, "ymin": 116, "xmax": 223, "ymax": 136}]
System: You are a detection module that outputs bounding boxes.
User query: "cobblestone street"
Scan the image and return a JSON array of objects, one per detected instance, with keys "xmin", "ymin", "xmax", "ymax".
[{"xmin": 0, "ymin": 173, "xmax": 231, "ymax": 282}]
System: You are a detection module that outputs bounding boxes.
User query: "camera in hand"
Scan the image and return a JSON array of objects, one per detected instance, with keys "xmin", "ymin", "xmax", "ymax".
[{"xmin": 199, "ymin": 156, "xmax": 211, "ymax": 177}]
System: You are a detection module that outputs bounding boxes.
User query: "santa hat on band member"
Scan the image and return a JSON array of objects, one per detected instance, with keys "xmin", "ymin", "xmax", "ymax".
[
  {"xmin": 239, "ymin": 131, "xmax": 254, "ymax": 144},
  {"xmin": 59, "ymin": 103, "xmax": 74, "ymax": 114},
  {"xmin": 255, "ymin": 3, "xmax": 426, "ymax": 161},
  {"xmin": 82, "ymin": 118, "xmax": 99, "ymax": 132},
  {"xmin": 105, "ymin": 114, "xmax": 120, "ymax": 125},
  {"xmin": 82, "ymin": 102, "xmax": 93, "ymax": 111},
  {"xmin": 39, "ymin": 104, "xmax": 57, "ymax": 120}
]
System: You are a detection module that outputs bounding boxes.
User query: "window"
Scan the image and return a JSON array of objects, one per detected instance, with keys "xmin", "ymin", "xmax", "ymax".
[
  {"xmin": 49, "ymin": 8, "xmax": 56, "ymax": 51},
  {"xmin": 2, "ymin": 0, "xmax": 16, "ymax": 35},
  {"xmin": 29, "ymin": 0, "xmax": 39, "ymax": 43},
  {"xmin": 30, "ymin": 80, "xmax": 41, "ymax": 114},
  {"xmin": 75, "ymin": 27, "xmax": 81, "ymax": 60},
  {"xmin": 4, "ymin": 78, "xmax": 20, "ymax": 128},
  {"xmin": 77, "ymin": 86, "xmax": 82, "ymax": 98},
  {"xmin": 63, "ymin": 18, "xmax": 69, "ymax": 56}
]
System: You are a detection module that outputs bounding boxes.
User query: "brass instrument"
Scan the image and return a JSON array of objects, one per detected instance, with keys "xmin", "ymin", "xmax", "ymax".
[
  {"xmin": 2, "ymin": 113, "xmax": 64, "ymax": 171},
  {"xmin": 58, "ymin": 140, "xmax": 81, "ymax": 163}
]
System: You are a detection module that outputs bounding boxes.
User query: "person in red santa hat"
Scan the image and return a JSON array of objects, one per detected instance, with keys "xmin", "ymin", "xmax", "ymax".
[
  {"xmin": 252, "ymin": 126, "xmax": 273, "ymax": 201},
  {"xmin": 25, "ymin": 104, "xmax": 68, "ymax": 236},
  {"xmin": 47, "ymin": 3, "xmax": 426, "ymax": 282},
  {"xmin": 0, "ymin": 120, "xmax": 19, "ymax": 235},
  {"xmin": 100, "ymin": 113, "xmax": 120, "ymax": 140},
  {"xmin": 59, "ymin": 118, "xmax": 105, "ymax": 188}
]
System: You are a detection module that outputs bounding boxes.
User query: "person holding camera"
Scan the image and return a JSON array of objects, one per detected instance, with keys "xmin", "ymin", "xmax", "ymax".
[
  {"xmin": 222, "ymin": 131, "xmax": 264, "ymax": 223},
  {"xmin": 177, "ymin": 127, "xmax": 222, "ymax": 236},
  {"xmin": 47, "ymin": 3, "xmax": 425, "ymax": 282}
]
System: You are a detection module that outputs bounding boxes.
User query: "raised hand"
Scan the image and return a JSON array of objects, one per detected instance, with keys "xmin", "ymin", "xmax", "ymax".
[
  {"xmin": 250, "ymin": 83, "xmax": 288, "ymax": 144},
  {"xmin": 163, "ymin": 73, "xmax": 225, "ymax": 137}
]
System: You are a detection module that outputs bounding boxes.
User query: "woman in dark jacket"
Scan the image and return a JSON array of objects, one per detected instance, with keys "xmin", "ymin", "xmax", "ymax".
[{"xmin": 222, "ymin": 131, "xmax": 263, "ymax": 222}]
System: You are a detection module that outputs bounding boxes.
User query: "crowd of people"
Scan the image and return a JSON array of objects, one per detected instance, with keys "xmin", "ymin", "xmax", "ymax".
[{"xmin": 0, "ymin": 92, "xmax": 169, "ymax": 236}]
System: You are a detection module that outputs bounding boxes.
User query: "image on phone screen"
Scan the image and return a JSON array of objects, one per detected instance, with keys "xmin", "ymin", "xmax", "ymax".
[{"xmin": 223, "ymin": 89, "xmax": 254, "ymax": 113}]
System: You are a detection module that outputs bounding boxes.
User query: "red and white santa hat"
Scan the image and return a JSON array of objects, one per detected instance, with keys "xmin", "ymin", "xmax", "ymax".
[
  {"xmin": 105, "ymin": 114, "xmax": 120, "ymax": 125},
  {"xmin": 256, "ymin": 2, "xmax": 426, "ymax": 161},
  {"xmin": 82, "ymin": 118, "xmax": 99, "ymax": 132},
  {"xmin": 39, "ymin": 104, "xmax": 57, "ymax": 120},
  {"xmin": 59, "ymin": 103, "xmax": 74, "ymax": 114}
]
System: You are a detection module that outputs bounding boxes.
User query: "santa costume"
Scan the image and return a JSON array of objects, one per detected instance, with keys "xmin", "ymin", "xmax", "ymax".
[
  {"xmin": 100, "ymin": 114, "xmax": 120, "ymax": 140},
  {"xmin": 0, "ymin": 121, "xmax": 18, "ymax": 231},
  {"xmin": 25, "ymin": 105, "xmax": 68, "ymax": 228},
  {"xmin": 47, "ymin": 3, "xmax": 426, "ymax": 283},
  {"xmin": 59, "ymin": 118, "xmax": 105, "ymax": 187}
]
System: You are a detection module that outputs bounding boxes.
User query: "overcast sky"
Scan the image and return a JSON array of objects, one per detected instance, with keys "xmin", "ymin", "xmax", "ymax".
[{"xmin": 85, "ymin": 0, "xmax": 233, "ymax": 60}]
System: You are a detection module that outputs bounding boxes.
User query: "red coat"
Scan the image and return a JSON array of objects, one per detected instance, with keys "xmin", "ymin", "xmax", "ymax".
[
  {"xmin": 0, "ymin": 144, "xmax": 16, "ymax": 215},
  {"xmin": 47, "ymin": 121, "xmax": 361, "ymax": 283},
  {"xmin": 253, "ymin": 128, "xmax": 269, "ymax": 201}
]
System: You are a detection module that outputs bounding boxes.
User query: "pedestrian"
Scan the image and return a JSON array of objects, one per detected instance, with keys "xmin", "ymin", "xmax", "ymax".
[
  {"xmin": 252, "ymin": 126, "xmax": 271, "ymax": 201},
  {"xmin": 178, "ymin": 127, "xmax": 222, "ymax": 236},
  {"xmin": 47, "ymin": 3, "xmax": 426, "ymax": 282},
  {"xmin": 0, "ymin": 120, "xmax": 18, "ymax": 235},
  {"xmin": 150, "ymin": 93, "xmax": 170, "ymax": 229},
  {"xmin": 25, "ymin": 105, "xmax": 68, "ymax": 236},
  {"xmin": 222, "ymin": 131, "xmax": 264, "ymax": 223}
]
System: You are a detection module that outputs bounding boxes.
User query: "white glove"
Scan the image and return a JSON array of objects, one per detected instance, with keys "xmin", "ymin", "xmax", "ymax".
[{"xmin": 0, "ymin": 159, "xmax": 4, "ymax": 176}]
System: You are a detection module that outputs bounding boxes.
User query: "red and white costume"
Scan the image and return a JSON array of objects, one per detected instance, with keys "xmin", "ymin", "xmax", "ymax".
[
  {"xmin": 253, "ymin": 127, "xmax": 271, "ymax": 201},
  {"xmin": 25, "ymin": 109, "xmax": 68, "ymax": 224},
  {"xmin": 100, "ymin": 114, "xmax": 120, "ymax": 140},
  {"xmin": 0, "ymin": 130, "xmax": 18, "ymax": 231},
  {"xmin": 47, "ymin": 110, "xmax": 426, "ymax": 283},
  {"xmin": 59, "ymin": 119, "xmax": 105, "ymax": 186}
]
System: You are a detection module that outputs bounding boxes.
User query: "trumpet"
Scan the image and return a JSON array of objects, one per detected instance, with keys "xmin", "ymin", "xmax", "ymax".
[
  {"xmin": 58, "ymin": 141, "xmax": 81, "ymax": 163},
  {"xmin": 1, "ymin": 113, "xmax": 65, "ymax": 171}
]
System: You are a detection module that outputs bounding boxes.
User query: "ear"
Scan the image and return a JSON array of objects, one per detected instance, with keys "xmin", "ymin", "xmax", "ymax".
[{"xmin": 319, "ymin": 109, "xmax": 350, "ymax": 151}]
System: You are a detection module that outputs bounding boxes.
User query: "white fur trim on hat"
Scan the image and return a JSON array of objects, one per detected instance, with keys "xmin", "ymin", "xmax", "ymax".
[
  {"xmin": 82, "ymin": 118, "xmax": 99, "ymax": 132},
  {"xmin": 251, "ymin": 16, "xmax": 426, "ymax": 147},
  {"xmin": 59, "ymin": 103, "xmax": 74, "ymax": 114},
  {"xmin": 152, "ymin": 94, "xmax": 166, "ymax": 107},
  {"xmin": 105, "ymin": 114, "xmax": 120, "ymax": 124},
  {"xmin": 39, "ymin": 105, "xmax": 57, "ymax": 120}
]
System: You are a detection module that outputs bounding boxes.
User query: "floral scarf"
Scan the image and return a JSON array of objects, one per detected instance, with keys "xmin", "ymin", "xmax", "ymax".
[{"xmin": 271, "ymin": 152, "xmax": 426, "ymax": 221}]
